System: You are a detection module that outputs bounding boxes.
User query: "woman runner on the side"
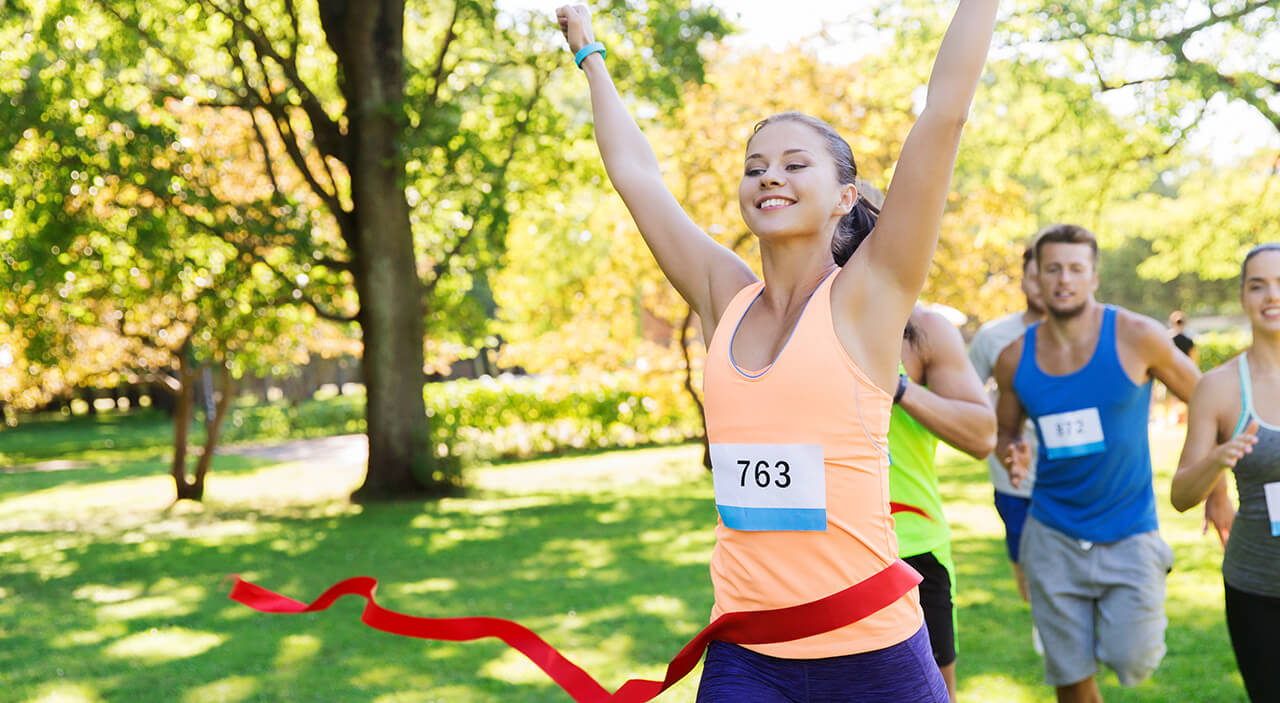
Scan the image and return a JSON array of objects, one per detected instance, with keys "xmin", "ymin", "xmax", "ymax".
[
  {"xmin": 556, "ymin": 3, "xmax": 996, "ymax": 700},
  {"xmin": 1172, "ymin": 243, "xmax": 1280, "ymax": 703}
]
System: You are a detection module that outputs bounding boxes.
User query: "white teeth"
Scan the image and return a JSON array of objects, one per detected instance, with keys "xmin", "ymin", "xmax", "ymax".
[{"xmin": 758, "ymin": 198, "xmax": 791, "ymax": 209}]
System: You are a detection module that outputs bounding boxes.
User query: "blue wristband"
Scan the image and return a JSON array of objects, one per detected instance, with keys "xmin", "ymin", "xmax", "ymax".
[{"xmin": 574, "ymin": 41, "xmax": 606, "ymax": 68}]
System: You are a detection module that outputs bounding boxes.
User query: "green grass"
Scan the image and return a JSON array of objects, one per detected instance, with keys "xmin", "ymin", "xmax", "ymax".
[
  {"xmin": 0, "ymin": 418, "xmax": 1249, "ymax": 702},
  {"xmin": 0, "ymin": 410, "xmax": 180, "ymax": 466}
]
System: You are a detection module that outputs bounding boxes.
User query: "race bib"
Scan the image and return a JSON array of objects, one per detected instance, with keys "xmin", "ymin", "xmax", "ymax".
[
  {"xmin": 710, "ymin": 443, "xmax": 826, "ymax": 532},
  {"xmin": 1264, "ymin": 482, "xmax": 1280, "ymax": 537},
  {"xmin": 1038, "ymin": 408, "xmax": 1106, "ymax": 460}
]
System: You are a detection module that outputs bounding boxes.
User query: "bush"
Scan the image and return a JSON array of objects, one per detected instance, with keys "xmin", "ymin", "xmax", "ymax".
[
  {"xmin": 219, "ymin": 372, "xmax": 703, "ymax": 464},
  {"xmin": 1196, "ymin": 329, "xmax": 1250, "ymax": 372},
  {"xmin": 426, "ymin": 372, "xmax": 702, "ymax": 463}
]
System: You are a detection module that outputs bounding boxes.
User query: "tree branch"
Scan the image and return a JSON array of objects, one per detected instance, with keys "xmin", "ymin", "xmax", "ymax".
[
  {"xmin": 424, "ymin": 64, "xmax": 546, "ymax": 298},
  {"xmin": 248, "ymin": 108, "xmax": 283, "ymax": 197},
  {"xmin": 201, "ymin": 0, "xmax": 346, "ymax": 162},
  {"xmin": 1164, "ymin": 0, "xmax": 1277, "ymax": 46},
  {"xmin": 1083, "ymin": 37, "xmax": 1168, "ymax": 91},
  {"xmin": 427, "ymin": 0, "xmax": 464, "ymax": 107},
  {"xmin": 229, "ymin": 42, "xmax": 347, "ymax": 219}
]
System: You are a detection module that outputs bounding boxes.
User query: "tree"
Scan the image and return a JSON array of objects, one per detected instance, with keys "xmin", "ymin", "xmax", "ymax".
[
  {"xmin": 1097, "ymin": 153, "xmax": 1280, "ymax": 315},
  {"xmin": 1, "ymin": 0, "xmax": 730, "ymax": 499},
  {"xmin": 1011, "ymin": 0, "xmax": 1280, "ymax": 139},
  {"xmin": 1004, "ymin": 0, "xmax": 1280, "ymax": 312}
]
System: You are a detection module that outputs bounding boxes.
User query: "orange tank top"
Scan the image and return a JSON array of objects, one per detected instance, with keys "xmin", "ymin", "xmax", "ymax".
[{"xmin": 703, "ymin": 271, "xmax": 922, "ymax": 658}]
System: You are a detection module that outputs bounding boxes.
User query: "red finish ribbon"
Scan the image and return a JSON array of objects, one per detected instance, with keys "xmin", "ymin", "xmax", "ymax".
[{"xmin": 228, "ymin": 558, "xmax": 920, "ymax": 703}]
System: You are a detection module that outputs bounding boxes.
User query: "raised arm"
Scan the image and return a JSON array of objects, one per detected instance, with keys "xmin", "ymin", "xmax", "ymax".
[
  {"xmin": 843, "ymin": 0, "xmax": 998, "ymax": 325},
  {"xmin": 899, "ymin": 309, "xmax": 996, "ymax": 459},
  {"xmin": 557, "ymin": 5, "xmax": 755, "ymax": 331}
]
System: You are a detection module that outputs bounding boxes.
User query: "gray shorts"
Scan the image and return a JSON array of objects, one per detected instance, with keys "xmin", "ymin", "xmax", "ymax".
[{"xmin": 1020, "ymin": 515, "xmax": 1174, "ymax": 687}]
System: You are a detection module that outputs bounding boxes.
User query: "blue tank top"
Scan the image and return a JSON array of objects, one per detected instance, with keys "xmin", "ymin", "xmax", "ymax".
[{"xmin": 1013, "ymin": 306, "xmax": 1157, "ymax": 542}]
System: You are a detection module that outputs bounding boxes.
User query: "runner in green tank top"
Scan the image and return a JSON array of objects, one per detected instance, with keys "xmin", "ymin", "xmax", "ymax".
[{"xmin": 888, "ymin": 304, "xmax": 997, "ymax": 703}]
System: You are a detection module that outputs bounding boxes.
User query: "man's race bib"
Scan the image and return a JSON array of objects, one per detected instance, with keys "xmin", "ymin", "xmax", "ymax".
[
  {"xmin": 1264, "ymin": 481, "xmax": 1280, "ymax": 537},
  {"xmin": 710, "ymin": 443, "xmax": 826, "ymax": 532},
  {"xmin": 1038, "ymin": 408, "xmax": 1106, "ymax": 460}
]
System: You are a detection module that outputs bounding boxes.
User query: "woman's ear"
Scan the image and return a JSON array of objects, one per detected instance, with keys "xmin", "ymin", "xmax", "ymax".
[{"xmin": 836, "ymin": 183, "xmax": 857, "ymax": 216}]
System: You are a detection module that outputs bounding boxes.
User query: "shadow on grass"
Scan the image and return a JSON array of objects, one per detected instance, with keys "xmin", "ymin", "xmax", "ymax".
[
  {"xmin": 0, "ymin": 454, "xmax": 281, "ymax": 502},
  {"xmin": 3, "ymin": 464, "xmax": 719, "ymax": 703}
]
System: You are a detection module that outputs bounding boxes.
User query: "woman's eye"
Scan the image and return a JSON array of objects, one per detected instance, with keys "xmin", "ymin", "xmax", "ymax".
[
  {"xmin": 746, "ymin": 168, "xmax": 764, "ymax": 176},
  {"xmin": 786, "ymin": 163, "xmax": 806, "ymax": 171}
]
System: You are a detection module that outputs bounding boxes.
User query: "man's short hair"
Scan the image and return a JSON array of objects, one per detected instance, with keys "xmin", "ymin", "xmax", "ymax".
[
  {"xmin": 1022, "ymin": 245, "xmax": 1035, "ymax": 270},
  {"xmin": 1033, "ymin": 224, "xmax": 1098, "ymax": 264}
]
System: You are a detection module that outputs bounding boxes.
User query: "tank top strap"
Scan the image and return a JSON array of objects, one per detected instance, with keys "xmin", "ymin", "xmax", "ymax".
[
  {"xmin": 1096, "ymin": 306, "xmax": 1125, "ymax": 377},
  {"xmin": 1017, "ymin": 321, "xmax": 1039, "ymax": 372},
  {"xmin": 706, "ymin": 280, "xmax": 766, "ymax": 362},
  {"xmin": 1233, "ymin": 353, "xmax": 1253, "ymax": 437}
]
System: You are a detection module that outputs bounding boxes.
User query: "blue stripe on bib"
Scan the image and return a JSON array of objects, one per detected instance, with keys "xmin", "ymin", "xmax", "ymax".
[
  {"xmin": 1044, "ymin": 441, "xmax": 1106, "ymax": 460},
  {"xmin": 716, "ymin": 505, "xmax": 827, "ymax": 532}
]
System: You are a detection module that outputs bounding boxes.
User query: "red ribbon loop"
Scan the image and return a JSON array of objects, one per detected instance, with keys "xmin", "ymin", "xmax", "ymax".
[{"xmin": 228, "ymin": 559, "xmax": 920, "ymax": 703}]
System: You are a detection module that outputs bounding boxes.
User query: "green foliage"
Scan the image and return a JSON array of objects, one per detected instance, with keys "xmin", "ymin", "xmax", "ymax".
[
  {"xmin": 1196, "ymin": 329, "xmax": 1251, "ymax": 372},
  {"xmin": 218, "ymin": 374, "xmax": 702, "ymax": 463},
  {"xmin": 433, "ymin": 373, "xmax": 701, "ymax": 462},
  {"xmin": 1095, "ymin": 236, "xmax": 1240, "ymax": 319},
  {"xmin": 1008, "ymin": 0, "xmax": 1280, "ymax": 139}
]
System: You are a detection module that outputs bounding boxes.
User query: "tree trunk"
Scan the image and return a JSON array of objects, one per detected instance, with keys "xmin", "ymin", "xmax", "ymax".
[
  {"xmin": 171, "ymin": 342, "xmax": 201, "ymax": 501},
  {"xmin": 319, "ymin": 0, "xmax": 437, "ymax": 501},
  {"xmin": 679, "ymin": 305, "xmax": 712, "ymax": 470},
  {"xmin": 190, "ymin": 363, "xmax": 236, "ymax": 500}
]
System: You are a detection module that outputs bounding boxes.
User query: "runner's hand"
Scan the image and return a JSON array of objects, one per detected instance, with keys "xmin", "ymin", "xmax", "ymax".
[
  {"xmin": 1004, "ymin": 440, "xmax": 1031, "ymax": 490},
  {"xmin": 556, "ymin": 5, "xmax": 595, "ymax": 54},
  {"xmin": 1202, "ymin": 484, "xmax": 1233, "ymax": 549},
  {"xmin": 1199, "ymin": 421, "xmax": 1254, "ymax": 548},
  {"xmin": 1210, "ymin": 420, "xmax": 1259, "ymax": 470}
]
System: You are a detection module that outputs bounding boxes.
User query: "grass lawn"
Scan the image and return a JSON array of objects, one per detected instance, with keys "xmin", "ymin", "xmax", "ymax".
[{"xmin": 0, "ymin": 416, "xmax": 1248, "ymax": 702}]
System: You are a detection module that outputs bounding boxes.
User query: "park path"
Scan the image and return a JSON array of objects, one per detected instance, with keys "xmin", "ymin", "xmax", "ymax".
[
  {"xmin": 1, "ymin": 434, "xmax": 370, "ymax": 474},
  {"xmin": 216, "ymin": 433, "xmax": 368, "ymax": 466}
]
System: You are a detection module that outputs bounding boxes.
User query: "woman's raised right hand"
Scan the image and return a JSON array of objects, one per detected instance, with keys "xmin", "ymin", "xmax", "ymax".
[{"xmin": 555, "ymin": 5, "xmax": 595, "ymax": 54}]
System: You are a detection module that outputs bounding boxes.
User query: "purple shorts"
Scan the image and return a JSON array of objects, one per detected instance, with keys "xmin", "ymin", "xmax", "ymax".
[{"xmin": 696, "ymin": 625, "xmax": 948, "ymax": 702}]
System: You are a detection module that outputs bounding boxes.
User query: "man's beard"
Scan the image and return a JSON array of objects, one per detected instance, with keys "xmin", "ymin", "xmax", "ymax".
[{"xmin": 1048, "ymin": 299, "xmax": 1087, "ymax": 320}]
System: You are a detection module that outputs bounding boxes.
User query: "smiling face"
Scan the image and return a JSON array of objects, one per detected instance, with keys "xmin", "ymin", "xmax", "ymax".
[
  {"xmin": 738, "ymin": 119, "xmax": 853, "ymax": 243},
  {"xmin": 1036, "ymin": 241, "xmax": 1098, "ymax": 320},
  {"xmin": 1241, "ymin": 249, "xmax": 1280, "ymax": 335}
]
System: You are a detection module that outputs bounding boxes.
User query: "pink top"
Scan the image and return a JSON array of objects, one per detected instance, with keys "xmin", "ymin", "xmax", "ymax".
[{"xmin": 702, "ymin": 272, "xmax": 923, "ymax": 658}]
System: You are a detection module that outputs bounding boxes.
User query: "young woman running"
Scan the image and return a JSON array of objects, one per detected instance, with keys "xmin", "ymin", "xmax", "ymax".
[
  {"xmin": 1171, "ymin": 243, "xmax": 1280, "ymax": 703},
  {"xmin": 557, "ymin": 3, "xmax": 995, "ymax": 699}
]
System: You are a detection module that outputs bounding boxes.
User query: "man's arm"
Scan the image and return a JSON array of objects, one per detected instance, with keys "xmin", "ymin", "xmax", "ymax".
[
  {"xmin": 1127, "ymin": 310, "xmax": 1233, "ymax": 545},
  {"xmin": 1130, "ymin": 312, "xmax": 1200, "ymax": 402},
  {"xmin": 992, "ymin": 337, "xmax": 1030, "ymax": 487},
  {"xmin": 899, "ymin": 310, "xmax": 996, "ymax": 459}
]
